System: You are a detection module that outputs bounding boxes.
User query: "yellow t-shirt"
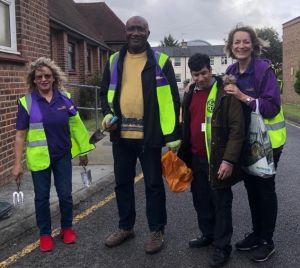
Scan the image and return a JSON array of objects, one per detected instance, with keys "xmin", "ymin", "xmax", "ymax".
[{"xmin": 120, "ymin": 51, "xmax": 147, "ymax": 139}]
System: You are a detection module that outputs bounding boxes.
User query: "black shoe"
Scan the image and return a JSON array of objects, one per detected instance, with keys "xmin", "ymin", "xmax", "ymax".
[
  {"xmin": 209, "ymin": 247, "xmax": 231, "ymax": 268},
  {"xmin": 252, "ymin": 240, "xmax": 275, "ymax": 262},
  {"xmin": 189, "ymin": 236, "xmax": 213, "ymax": 248},
  {"xmin": 235, "ymin": 233, "xmax": 260, "ymax": 251}
]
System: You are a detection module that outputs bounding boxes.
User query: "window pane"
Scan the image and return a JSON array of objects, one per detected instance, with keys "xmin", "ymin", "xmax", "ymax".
[
  {"xmin": 68, "ymin": 43, "xmax": 75, "ymax": 71},
  {"xmin": 174, "ymin": 57, "xmax": 181, "ymax": 66},
  {"xmin": 0, "ymin": 2, "xmax": 11, "ymax": 47}
]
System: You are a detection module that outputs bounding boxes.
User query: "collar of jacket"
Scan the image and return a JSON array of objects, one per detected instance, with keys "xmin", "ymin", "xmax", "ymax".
[
  {"xmin": 118, "ymin": 42, "xmax": 156, "ymax": 70},
  {"xmin": 184, "ymin": 76, "xmax": 226, "ymax": 109}
]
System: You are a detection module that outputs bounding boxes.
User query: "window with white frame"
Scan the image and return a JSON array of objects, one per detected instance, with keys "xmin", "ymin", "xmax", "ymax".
[
  {"xmin": 221, "ymin": 56, "xmax": 227, "ymax": 65},
  {"xmin": 174, "ymin": 57, "xmax": 181, "ymax": 67},
  {"xmin": 0, "ymin": 0, "xmax": 17, "ymax": 53},
  {"xmin": 175, "ymin": 73, "xmax": 181, "ymax": 82},
  {"xmin": 209, "ymin": 56, "xmax": 214, "ymax": 65}
]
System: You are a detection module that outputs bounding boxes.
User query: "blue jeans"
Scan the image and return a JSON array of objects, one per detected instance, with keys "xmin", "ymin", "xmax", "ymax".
[{"xmin": 31, "ymin": 152, "xmax": 73, "ymax": 235}]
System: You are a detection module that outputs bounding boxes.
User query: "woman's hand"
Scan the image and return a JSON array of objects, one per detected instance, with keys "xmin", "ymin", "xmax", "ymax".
[
  {"xmin": 12, "ymin": 162, "xmax": 23, "ymax": 181},
  {"xmin": 79, "ymin": 155, "xmax": 88, "ymax": 166},
  {"xmin": 224, "ymin": 84, "xmax": 245, "ymax": 101}
]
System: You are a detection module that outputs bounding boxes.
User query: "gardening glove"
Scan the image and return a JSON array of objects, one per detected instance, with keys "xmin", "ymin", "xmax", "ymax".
[
  {"xmin": 166, "ymin": 140, "xmax": 182, "ymax": 153},
  {"xmin": 101, "ymin": 114, "xmax": 113, "ymax": 129}
]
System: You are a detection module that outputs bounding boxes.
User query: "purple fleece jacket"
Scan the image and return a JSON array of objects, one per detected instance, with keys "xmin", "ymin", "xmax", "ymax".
[{"xmin": 226, "ymin": 57, "xmax": 281, "ymax": 119}]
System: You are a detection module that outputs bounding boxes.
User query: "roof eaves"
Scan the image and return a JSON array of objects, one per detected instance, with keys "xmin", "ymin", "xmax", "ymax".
[{"xmin": 50, "ymin": 17, "xmax": 111, "ymax": 51}]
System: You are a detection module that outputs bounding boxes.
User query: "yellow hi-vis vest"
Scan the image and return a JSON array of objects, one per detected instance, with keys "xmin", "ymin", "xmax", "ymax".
[
  {"xmin": 107, "ymin": 50, "xmax": 176, "ymax": 136},
  {"xmin": 19, "ymin": 91, "xmax": 95, "ymax": 171},
  {"xmin": 263, "ymin": 107, "xmax": 286, "ymax": 149},
  {"xmin": 204, "ymin": 81, "xmax": 218, "ymax": 162}
]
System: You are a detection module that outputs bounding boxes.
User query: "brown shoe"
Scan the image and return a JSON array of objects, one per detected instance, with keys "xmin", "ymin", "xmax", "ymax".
[
  {"xmin": 144, "ymin": 231, "xmax": 164, "ymax": 254},
  {"xmin": 104, "ymin": 229, "xmax": 135, "ymax": 247}
]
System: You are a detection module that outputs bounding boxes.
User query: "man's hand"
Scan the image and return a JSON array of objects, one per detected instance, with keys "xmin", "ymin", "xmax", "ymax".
[
  {"xmin": 166, "ymin": 140, "xmax": 181, "ymax": 153},
  {"xmin": 79, "ymin": 155, "xmax": 88, "ymax": 166},
  {"xmin": 101, "ymin": 114, "xmax": 117, "ymax": 131},
  {"xmin": 217, "ymin": 161, "xmax": 233, "ymax": 180}
]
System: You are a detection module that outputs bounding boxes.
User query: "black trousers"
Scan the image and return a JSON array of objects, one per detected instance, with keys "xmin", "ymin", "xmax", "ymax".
[
  {"xmin": 243, "ymin": 149, "xmax": 282, "ymax": 242},
  {"xmin": 191, "ymin": 155, "xmax": 233, "ymax": 251},
  {"xmin": 112, "ymin": 139, "xmax": 166, "ymax": 232}
]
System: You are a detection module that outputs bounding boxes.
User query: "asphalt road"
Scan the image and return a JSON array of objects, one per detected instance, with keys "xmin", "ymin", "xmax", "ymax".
[{"xmin": 0, "ymin": 122, "xmax": 299, "ymax": 268}]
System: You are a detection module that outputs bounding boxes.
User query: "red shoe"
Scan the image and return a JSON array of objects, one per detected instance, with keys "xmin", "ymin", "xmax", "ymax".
[
  {"xmin": 61, "ymin": 228, "xmax": 76, "ymax": 244},
  {"xmin": 40, "ymin": 235, "xmax": 54, "ymax": 252}
]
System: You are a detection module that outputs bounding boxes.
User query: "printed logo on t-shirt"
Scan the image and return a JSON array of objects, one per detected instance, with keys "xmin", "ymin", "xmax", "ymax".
[{"xmin": 57, "ymin": 105, "xmax": 66, "ymax": 110}]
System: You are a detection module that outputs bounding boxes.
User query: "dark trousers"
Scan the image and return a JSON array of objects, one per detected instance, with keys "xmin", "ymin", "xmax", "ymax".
[
  {"xmin": 112, "ymin": 139, "xmax": 166, "ymax": 232},
  {"xmin": 31, "ymin": 153, "xmax": 73, "ymax": 235},
  {"xmin": 243, "ymin": 149, "xmax": 282, "ymax": 242},
  {"xmin": 191, "ymin": 155, "xmax": 233, "ymax": 251}
]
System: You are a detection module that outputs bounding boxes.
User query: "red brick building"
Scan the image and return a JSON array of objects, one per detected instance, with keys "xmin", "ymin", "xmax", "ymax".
[
  {"xmin": 0, "ymin": 0, "xmax": 125, "ymax": 185},
  {"xmin": 282, "ymin": 17, "xmax": 300, "ymax": 104}
]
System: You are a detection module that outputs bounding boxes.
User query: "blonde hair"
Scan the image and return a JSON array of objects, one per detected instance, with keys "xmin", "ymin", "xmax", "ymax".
[
  {"xmin": 26, "ymin": 57, "xmax": 67, "ymax": 91},
  {"xmin": 224, "ymin": 25, "xmax": 269, "ymax": 59}
]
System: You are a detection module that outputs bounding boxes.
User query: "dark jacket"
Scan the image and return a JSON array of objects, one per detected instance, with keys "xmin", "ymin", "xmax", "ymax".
[
  {"xmin": 178, "ymin": 76, "xmax": 245, "ymax": 189},
  {"xmin": 99, "ymin": 43, "xmax": 181, "ymax": 148}
]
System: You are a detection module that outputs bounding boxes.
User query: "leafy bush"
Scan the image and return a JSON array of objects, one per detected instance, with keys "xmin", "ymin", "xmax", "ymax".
[
  {"xmin": 294, "ymin": 65, "xmax": 300, "ymax": 96},
  {"xmin": 79, "ymin": 71, "xmax": 102, "ymax": 120}
]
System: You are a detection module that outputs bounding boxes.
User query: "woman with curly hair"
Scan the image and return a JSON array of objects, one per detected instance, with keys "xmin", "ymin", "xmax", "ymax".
[{"xmin": 12, "ymin": 57, "xmax": 94, "ymax": 252}]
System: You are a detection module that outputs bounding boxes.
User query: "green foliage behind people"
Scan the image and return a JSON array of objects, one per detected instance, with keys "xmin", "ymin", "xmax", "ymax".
[
  {"xmin": 160, "ymin": 34, "xmax": 179, "ymax": 47},
  {"xmin": 80, "ymin": 71, "xmax": 102, "ymax": 120},
  {"xmin": 294, "ymin": 65, "xmax": 300, "ymax": 96}
]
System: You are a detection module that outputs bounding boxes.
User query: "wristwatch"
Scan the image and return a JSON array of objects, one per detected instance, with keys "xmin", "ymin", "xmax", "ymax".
[{"xmin": 245, "ymin": 96, "xmax": 253, "ymax": 105}]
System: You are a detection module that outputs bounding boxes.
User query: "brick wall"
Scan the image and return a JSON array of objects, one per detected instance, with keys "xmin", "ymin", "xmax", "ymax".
[
  {"xmin": 0, "ymin": 0, "xmax": 50, "ymax": 186},
  {"xmin": 282, "ymin": 17, "xmax": 300, "ymax": 104}
]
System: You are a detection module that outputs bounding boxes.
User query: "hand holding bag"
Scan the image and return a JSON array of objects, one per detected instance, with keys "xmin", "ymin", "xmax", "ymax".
[
  {"xmin": 161, "ymin": 150, "xmax": 193, "ymax": 192},
  {"xmin": 242, "ymin": 99, "xmax": 276, "ymax": 178}
]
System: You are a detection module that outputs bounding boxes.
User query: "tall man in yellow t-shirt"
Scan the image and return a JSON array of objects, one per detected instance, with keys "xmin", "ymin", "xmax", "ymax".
[{"xmin": 100, "ymin": 16, "xmax": 181, "ymax": 254}]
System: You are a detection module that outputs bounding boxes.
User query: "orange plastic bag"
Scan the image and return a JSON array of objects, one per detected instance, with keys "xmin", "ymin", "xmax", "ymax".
[{"xmin": 161, "ymin": 150, "xmax": 193, "ymax": 193}]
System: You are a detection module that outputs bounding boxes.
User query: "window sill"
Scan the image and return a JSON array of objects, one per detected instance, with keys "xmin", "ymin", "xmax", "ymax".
[
  {"xmin": 0, "ymin": 52, "xmax": 27, "ymax": 64},
  {"xmin": 68, "ymin": 70, "xmax": 77, "ymax": 75}
]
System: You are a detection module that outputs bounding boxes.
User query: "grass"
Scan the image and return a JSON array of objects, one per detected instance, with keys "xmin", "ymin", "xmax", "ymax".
[{"xmin": 282, "ymin": 103, "xmax": 300, "ymax": 124}]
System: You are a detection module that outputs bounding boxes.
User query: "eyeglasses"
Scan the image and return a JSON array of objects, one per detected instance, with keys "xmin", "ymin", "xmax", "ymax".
[{"xmin": 35, "ymin": 74, "xmax": 53, "ymax": 80}]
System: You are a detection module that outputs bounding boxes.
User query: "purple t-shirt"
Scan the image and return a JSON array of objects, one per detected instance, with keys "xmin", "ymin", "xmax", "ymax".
[{"xmin": 16, "ymin": 89, "xmax": 76, "ymax": 162}]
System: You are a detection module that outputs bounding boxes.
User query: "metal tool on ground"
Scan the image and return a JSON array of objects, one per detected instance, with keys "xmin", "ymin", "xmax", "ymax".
[
  {"xmin": 81, "ymin": 166, "xmax": 92, "ymax": 187},
  {"xmin": 89, "ymin": 116, "xmax": 118, "ymax": 144},
  {"xmin": 12, "ymin": 177, "xmax": 24, "ymax": 206}
]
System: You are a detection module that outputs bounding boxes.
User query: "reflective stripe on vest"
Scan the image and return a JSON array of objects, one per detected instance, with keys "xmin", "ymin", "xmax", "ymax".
[
  {"xmin": 108, "ymin": 52, "xmax": 120, "ymax": 106},
  {"xmin": 204, "ymin": 82, "xmax": 218, "ymax": 162},
  {"xmin": 264, "ymin": 106, "xmax": 286, "ymax": 148},
  {"xmin": 19, "ymin": 92, "xmax": 94, "ymax": 171},
  {"xmin": 107, "ymin": 50, "xmax": 176, "ymax": 136}
]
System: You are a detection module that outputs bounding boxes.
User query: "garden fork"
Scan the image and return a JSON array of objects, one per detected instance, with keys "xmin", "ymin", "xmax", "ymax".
[{"xmin": 12, "ymin": 176, "xmax": 24, "ymax": 206}]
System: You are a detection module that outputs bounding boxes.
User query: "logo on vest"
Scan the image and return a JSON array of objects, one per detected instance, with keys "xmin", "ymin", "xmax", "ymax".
[{"xmin": 207, "ymin": 100, "xmax": 215, "ymax": 113}]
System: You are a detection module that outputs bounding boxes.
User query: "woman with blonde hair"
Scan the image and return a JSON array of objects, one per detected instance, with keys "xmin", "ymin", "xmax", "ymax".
[
  {"xmin": 224, "ymin": 26, "xmax": 286, "ymax": 263},
  {"xmin": 12, "ymin": 57, "xmax": 94, "ymax": 252}
]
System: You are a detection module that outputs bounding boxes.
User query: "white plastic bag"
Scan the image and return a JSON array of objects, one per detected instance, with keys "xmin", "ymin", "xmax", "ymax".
[{"xmin": 242, "ymin": 99, "xmax": 276, "ymax": 178}]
